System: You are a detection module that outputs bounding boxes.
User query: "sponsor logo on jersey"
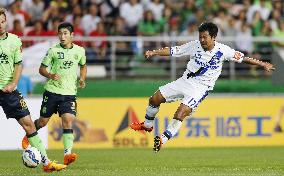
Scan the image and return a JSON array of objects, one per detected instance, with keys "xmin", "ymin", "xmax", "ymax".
[
  {"xmin": 0, "ymin": 53, "xmax": 9, "ymax": 64},
  {"xmin": 194, "ymin": 51, "xmax": 223, "ymax": 70},
  {"xmin": 210, "ymin": 51, "xmax": 223, "ymax": 65},
  {"xmin": 60, "ymin": 61, "xmax": 74, "ymax": 69}
]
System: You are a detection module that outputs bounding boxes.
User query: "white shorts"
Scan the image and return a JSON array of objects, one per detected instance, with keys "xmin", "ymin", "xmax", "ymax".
[{"xmin": 159, "ymin": 77, "xmax": 209, "ymax": 109}]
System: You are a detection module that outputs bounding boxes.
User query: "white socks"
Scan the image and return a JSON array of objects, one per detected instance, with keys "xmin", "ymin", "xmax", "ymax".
[
  {"xmin": 144, "ymin": 105, "xmax": 184, "ymax": 145},
  {"xmin": 144, "ymin": 105, "xmax": 159, "ymax": 128},
  {"xmin": 161, "ymin": 119, "xmax": 182, "ymax": 144}
]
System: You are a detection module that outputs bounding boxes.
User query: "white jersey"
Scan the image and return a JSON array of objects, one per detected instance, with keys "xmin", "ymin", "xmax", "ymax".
[{"xmin": 170, "ymin": 40, "xmax": 244, "ymax": 89}]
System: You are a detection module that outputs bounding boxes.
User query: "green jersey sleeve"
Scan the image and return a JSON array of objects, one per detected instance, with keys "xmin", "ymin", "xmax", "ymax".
[
  {"xmin": 14, "ymin": 38, "xmax": 22, "ymax": 64},
  {"xmin": 42, "ymin": 48, "xmax": 53, "ymax": 67},
  {"xmin": 79, "ymin": 48, "xmax": 86, "ymax": 66}
]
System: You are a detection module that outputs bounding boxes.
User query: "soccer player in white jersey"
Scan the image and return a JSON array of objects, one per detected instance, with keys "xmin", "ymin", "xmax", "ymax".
[{"xmin": 130, "ymin": 22, "xmax": 275, "ymax": 152}]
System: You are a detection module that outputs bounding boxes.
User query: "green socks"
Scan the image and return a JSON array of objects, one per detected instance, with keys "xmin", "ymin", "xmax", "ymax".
[
  {"xmin": 63, "ymin": 129, "xmax": 74, "ymax": 155},
  {"xmin": 27, "ymin": 132, "xmax": 49, "ymax": 166}
]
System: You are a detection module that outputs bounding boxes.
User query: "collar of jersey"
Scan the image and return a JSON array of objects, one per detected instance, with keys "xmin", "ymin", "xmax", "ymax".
[
  {"xmin": 59, "ymin": 43, "xmax": 73, "ymax": 49},
  {"xmin": 0, "ymin": 32, "xmax": 8, "ymax": 40}
]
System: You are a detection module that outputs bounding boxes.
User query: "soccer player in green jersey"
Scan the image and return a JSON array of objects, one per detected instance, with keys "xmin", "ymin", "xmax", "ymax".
[
  {"xmin": 0, "ymin": 8, "xmax": 66, "ymax": 172},
  {"xmin": 22, "ymin": 22, "xmax": 87, "ymax": 166}
]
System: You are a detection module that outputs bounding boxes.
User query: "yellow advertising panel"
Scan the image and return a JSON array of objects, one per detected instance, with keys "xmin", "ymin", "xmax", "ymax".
[{"xmin": 48, "ymin": 97, "xmax": 284, "ymax": 149}]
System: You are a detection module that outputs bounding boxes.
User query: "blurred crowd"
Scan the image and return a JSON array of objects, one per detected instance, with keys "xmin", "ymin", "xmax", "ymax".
[{"xmin": 1, "ymin": 0, "xmax": 283, "ymax": 62}]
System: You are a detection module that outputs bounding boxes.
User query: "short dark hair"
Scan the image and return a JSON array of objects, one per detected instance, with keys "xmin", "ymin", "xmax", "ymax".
[
  {"xmin": 58, "ymin": 22, "xmax": 74, "ymax": 33},
  {"xmin": 0, "ymin": 8, "xmax": 7, "ymax": 20},
  {"xmin": 198, "ymin": 22, "xmax": 218, "ymax": 38}
]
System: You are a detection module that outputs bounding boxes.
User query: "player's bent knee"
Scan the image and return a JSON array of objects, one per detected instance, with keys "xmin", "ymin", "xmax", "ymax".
[
  {"xmin": 149, "ymin": 96, "xmax": 157, "ymax": 106},
  {"xmin": 149, "ymin": 91, "xmax": 165, "ymax": 106},
  {"xmin": 174, "ymin": 105, "xmax": 192, "ymax": 121},
  {"xmin": 62, "ymin": 116, "xmax": 74, "ymax": 128},
  {"xmin": 149, "ymin": 97, "xmax": 161, "ymax": 107}
]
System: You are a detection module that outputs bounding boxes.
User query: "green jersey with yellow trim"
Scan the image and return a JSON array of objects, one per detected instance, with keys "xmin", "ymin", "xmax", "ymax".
[
  {"xmin": 42, "ymin": 43, "xmax": 86, "ymax": 95},
  {"xmin": 0, "ymin": 33, "xmax": 22, "ymax": 90}
]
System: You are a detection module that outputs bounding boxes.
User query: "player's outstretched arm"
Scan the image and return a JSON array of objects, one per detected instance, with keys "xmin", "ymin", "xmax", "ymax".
[
  {"xmin": 145, "ymin": 47, "xmax": 170, "ymax": 59},
  {"xmin": 39, "ymin": 65, "xmax": 60, "ymax": 80},
  {"xmin": 242, "ymin": 57, "xmax": 275, "ymax": 72}
]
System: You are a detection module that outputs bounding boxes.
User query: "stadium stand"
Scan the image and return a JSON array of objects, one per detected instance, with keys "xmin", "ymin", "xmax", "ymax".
[{"xmin": 1, "ymin": 0, "xmax": 283, "ymax": 81}]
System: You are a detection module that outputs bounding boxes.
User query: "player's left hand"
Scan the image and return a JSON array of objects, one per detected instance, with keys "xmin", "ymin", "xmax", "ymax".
[
  {"xmin": 145, "ymin": 50, "xmax": 156, "ymax": 59},
  {"xmin": 2, "ymin": 82, "xmax": 16, "ymax": 93},
  {"xmin": 263, "ymin": 62, "xmax": 275, "ymax": 72},
  {"xmin": 79, "ymin": 79, "xmax": 86, "ymax": 88}
]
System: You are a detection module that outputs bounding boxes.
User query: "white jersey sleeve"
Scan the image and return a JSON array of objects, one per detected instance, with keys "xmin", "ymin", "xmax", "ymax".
[
  {"xmin": 223, "ymin": 44, "xmax": 244, "ymax": 63},
  {"xmin": 170, "ymin": 41, "xmax": 196, "ymax": 57}
]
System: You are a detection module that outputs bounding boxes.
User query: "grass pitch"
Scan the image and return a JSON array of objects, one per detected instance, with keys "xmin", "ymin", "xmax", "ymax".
[{"xmin": 0, "ymin": 147, "xmax": 284, "ymax": 176}]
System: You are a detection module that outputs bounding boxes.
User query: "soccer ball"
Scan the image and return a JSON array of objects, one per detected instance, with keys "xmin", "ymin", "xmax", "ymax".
[{"xmin": 22, "ymin": 147, "xmax": 41, "ymax": 168}]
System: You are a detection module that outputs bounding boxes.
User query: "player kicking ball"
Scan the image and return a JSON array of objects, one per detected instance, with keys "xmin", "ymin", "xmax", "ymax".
[
  {"xmin": 22, "ymin": 22, "xmax": 87, "ymax": 165},
  {"xmin": 0, "ymin": 8, "xmax": 66, "ymax": 172},
  {"xmin": 130, "ymin": 22, "xmax": 275, "ymax": 152}
]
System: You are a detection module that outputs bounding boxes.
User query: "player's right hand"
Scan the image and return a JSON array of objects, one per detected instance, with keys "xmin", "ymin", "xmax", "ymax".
[
  {"xmin": 263, "ymin": 62, "xmax": 275, "ymax": 72},
  {"xmin": 1, "ymin": 82, "xmax": 16, "ymax": 93},
  {"xmin": 49, "ymin": 73, "xmax": 60, "ymax": 80},
  {"xmin": 145, "ymin": 50, "xmax": 156, "ymax": 59},
  {"xmin": 78, "ymin": 79, "xmax": 86, "ymax": 88}
]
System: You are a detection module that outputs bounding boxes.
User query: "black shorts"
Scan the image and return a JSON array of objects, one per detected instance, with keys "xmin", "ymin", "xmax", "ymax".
[
  {"xmin": 0, "ymin": 90, "xmax": 30, "ymax": 120},
  {"xmin": 40, "ymin": 90, "xmax": 77, "ymax": 118}
]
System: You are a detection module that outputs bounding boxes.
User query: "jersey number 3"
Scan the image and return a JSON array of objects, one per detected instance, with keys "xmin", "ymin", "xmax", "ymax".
[{"xmin": 57, "ymin": 52, "xmax": 64, "ymax": 59}]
